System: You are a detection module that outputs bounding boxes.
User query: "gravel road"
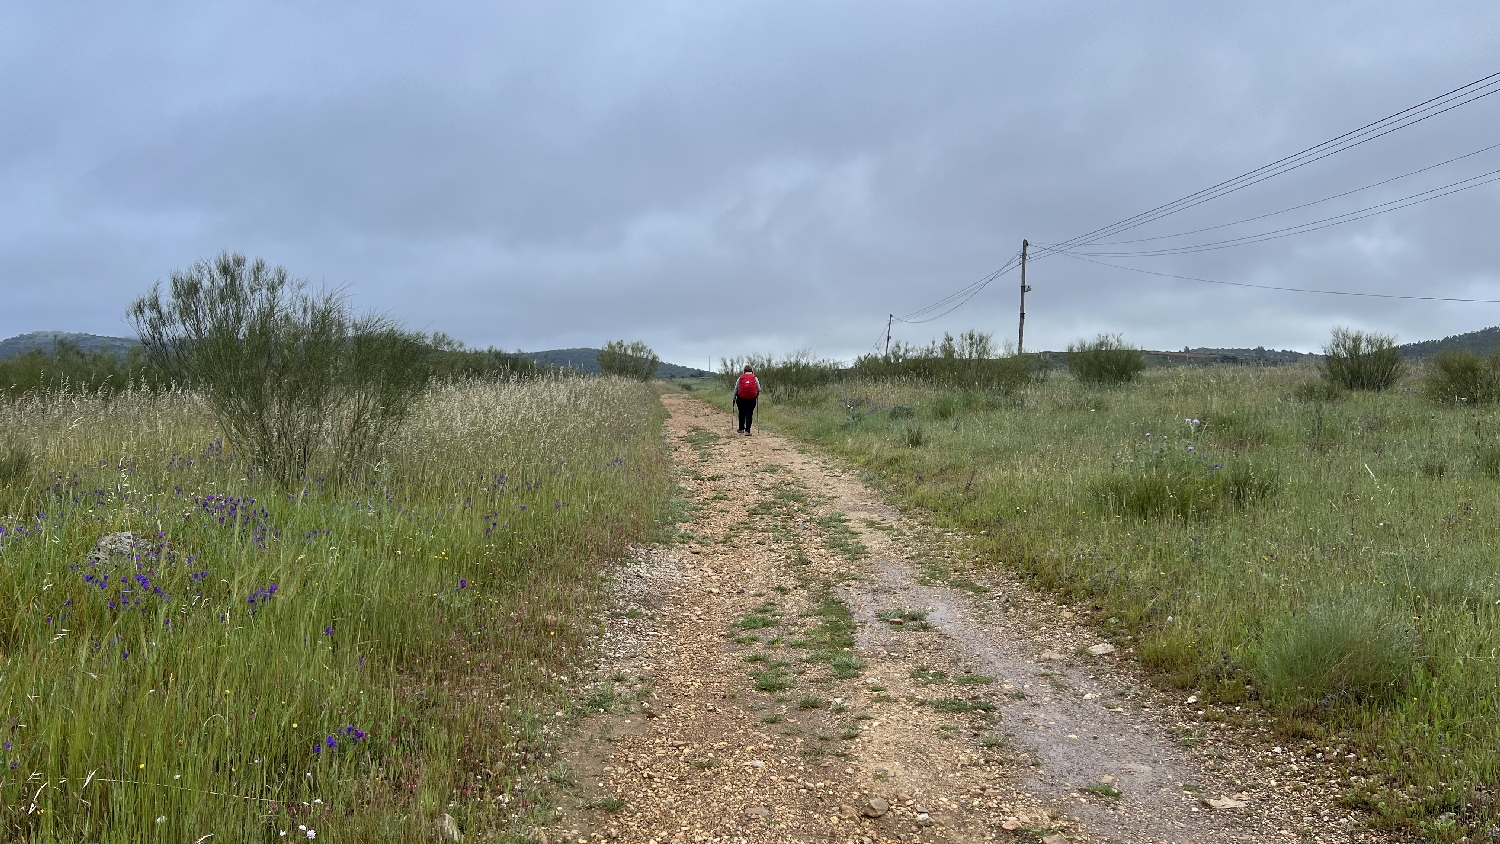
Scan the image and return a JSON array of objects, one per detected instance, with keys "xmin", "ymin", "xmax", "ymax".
[{"xmin": 543, "ymin": 393, "xmax": 1400, "ymax": 844}]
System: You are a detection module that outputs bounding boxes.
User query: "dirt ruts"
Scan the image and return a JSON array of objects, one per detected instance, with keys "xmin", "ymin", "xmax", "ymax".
[{"xmin": 543, "ymin": 393, "xmax": 1399, "ymax": 844}]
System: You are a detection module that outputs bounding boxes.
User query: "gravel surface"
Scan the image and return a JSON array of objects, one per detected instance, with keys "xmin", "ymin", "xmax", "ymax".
[{"xmin": 542, "ymin": 394, "xmax": 1405, "ymax": 844}]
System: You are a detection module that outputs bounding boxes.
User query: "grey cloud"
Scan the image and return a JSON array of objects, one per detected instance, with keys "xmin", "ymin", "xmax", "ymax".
[{"xmin": 2, "ymin": 1, "xmax": 1498, "ymax": 362}]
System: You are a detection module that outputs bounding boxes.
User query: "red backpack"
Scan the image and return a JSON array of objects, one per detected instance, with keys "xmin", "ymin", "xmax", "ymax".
[{"xmin": 736, "ymin": 373, "xmax": 760, "ymax": 399}]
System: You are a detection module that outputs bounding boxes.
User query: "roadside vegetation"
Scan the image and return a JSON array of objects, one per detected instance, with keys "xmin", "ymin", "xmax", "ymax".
[
  {"xmin": 718, "ymin": 331, "xmax": 1043, "ymax": 399},
  {"xmin": 718, "ymin": 334, "xmax": 1500, "ymax": 840},
  {"xmin": 597, "ymin": 340, "xmax": 660, "ymax": 381},
  {"xmin": 0, "ymin": 254, "xmax": 671, "ymax": 841},
  {"xmin": 0, "ymin": 339, "xmax": 165, "ymax": 396}
]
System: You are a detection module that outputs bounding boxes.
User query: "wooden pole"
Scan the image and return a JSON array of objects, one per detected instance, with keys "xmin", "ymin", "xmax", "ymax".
[{"xmin": 1018, "ymin": 239, "xmax": 1030, "ymax": 354}]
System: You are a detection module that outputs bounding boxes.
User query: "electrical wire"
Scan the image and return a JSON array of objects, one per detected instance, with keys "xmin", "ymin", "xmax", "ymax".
[
  {"xmin": 1082, "ymin": 140, "xmax": 1500, "ymax": 246},
  {"xmin": 878, "ymin": 71, "xmax": 1500, "ymax": 325},
  {"xmin": 894, "ymin": 251, "xmax": 1022, "ymax": 324},
  {"xmin": 896, "ymin": 251, "xmax": 1019, "ymax": 321},
  {"xmin": 1043, "ymin": 165, "xmax": 1500, "ymax": 257},
  {"xmin": 1049, "ymin": 250, "xmax": 1500, "ymax": 303},
  {"xmin": 1050, "ymin": 71, "xmax": 1500, "ymax": 250}
]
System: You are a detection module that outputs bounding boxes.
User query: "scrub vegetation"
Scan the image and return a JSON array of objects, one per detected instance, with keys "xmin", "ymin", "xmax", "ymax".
[
  {"xmin": 728, "ymin": 352, "xmax": 1500, "ymax": 839},
  {"xmin": 596, "ymin": 341, "xmax": 660, "ymax": 382},
  {"xmin": 0, "ymin": 377, "xmax": 669, "ymax": 841},
  {"xmin": 0, "ymin": 254, "xmax": 671, "ymax": 841},
  {"xmin": 718, "ymin": 331, "xmax": 1042, "ymax": 400},
  {"xmin": 0, "ymin": 340, "xmax": 164, "ymax": 397}
]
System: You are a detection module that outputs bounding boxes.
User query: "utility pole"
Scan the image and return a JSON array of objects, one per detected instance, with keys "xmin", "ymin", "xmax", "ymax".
[
  {"xmin": 884, "ymin": 313, "xmax": 894, "ymax": 357},
  {"xmin": 1018, "ymin": 239, "xmax": 1031, "ymax": 354}
]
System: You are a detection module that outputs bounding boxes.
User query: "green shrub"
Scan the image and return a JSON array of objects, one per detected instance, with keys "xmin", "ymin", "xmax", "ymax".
[
  {"xmin": 128, "ymin": 251, "xmax": 429, "ymax": 485},
  {"xmin": 718, "ymin": 330, "xmax": 1041, "ymax": 397},
  {"xmin": 1257, "ymin": 596, "xmax": 1419, "ymax": 714},
  {"xmin": 1066, "ymin": 334, "xmax": 1145, "ymax": 386},
  {"xmin": 598, "ymin": 340, "xmax": 660, "ymax": 381},
  {"xmin": 902, "ymin": 424, "xmax": 927, "ymax": 448},
  {"xmin": 1478, "ymin": 446, "xmax": 1500, "ymax": 479},
  {"xmin": 1292, "ymin": 379, "xmax": 1345, "ymax": 404},
  {"xmin": 1422, "ymin": 349, "xmax": 1500, "ymax": 405},
  {"xmin": 719, "ymin": 351, "xmax": 840, "ymax": 399},
  {"xmin": 851, "ymin": 331, "xmax": 1040, "ymax": 393},
  {"xmin": 1203, "ymin": 411, "xmax": 1278, "ymax": 449},
  {"xmin": 931, "ymin": 395, "xmax": 958, "ymax": 420},
  {"xmin": 0, "ymin": 338, "xmax": 164, "ymax": 396},
  {"xmin": 1322, "ymin": 327, "xmax": 1404, "ymax": 391},
  {"xmin": 424, "ymin": 332, "xmax": 542, "ymax": 381},
  {"xmin": 1095, "ymin": 446, "xmax": 1277, "ymax": 520},
  {"xmin": 1387, "ymin": 558, "xmax": 1497, "ymax": 613}
]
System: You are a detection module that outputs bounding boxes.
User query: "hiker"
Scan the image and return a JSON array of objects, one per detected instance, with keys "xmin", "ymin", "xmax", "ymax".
[{"xmin": 733, "ymin": 365, "xmax": 761, "ymax": 435}]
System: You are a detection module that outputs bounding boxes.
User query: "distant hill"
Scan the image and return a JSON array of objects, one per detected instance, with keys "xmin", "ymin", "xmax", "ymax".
[
  {"xmin": 527, "ymin": 348, "xmax": 712, "ymax": 379},
  {"xmin": 16, "ymin": 330, "xmax": 1486, "ymax": 374},
  {"xmin": 0, "ymin": 331, "xmax": 139, "ymax": 360},
  {"xmin": 1399, "ymin": 326, "xmax": 1500, "ymax": 360}
]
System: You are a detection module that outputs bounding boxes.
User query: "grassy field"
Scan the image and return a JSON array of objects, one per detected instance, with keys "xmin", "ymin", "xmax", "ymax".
[
  {"xmin": 0, "ymin": 376, "xmax": 670, "ymax": 841},
  {"xmin": 709, "ymin": 365, "xmax": 1500, "ymax": 840}
]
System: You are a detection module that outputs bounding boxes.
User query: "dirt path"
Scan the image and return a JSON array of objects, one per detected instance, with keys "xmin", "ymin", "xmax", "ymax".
[{"xmin": 544, "ymin": 394, "xmax": 1397, "ymax": 844}]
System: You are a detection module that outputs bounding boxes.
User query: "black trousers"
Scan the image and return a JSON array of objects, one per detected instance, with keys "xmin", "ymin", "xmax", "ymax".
[{"xmin": 736, "ymin": 396, "xmax": 757, "ymax": 432}]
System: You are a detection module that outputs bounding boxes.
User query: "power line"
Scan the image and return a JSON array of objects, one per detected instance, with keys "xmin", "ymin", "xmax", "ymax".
[
  {"xmin": 895, "ymin": 251, "xmax": 1022, "ymax": 324},
  {"xmin": 877, "ymin": 70, "xmax": 1500, "ymax": 332},
  {"xmin": 1043, "ymin": 165, "xmax": 1500, "ymax": 258},
  {"xmin": 1050, "ymin": 70, "xmax": 1500, "ymax": 250},
  {"xmin": 1082, "ymin": 140, "xmax": 1500, "ymax": 246},
  {"xmin": 1050, "ymin": 250, "xmax": 1500, "ymax": 303},
  {"xmin": 896, "ymin": 252, "xmax": 1019, "ymax": 321}
]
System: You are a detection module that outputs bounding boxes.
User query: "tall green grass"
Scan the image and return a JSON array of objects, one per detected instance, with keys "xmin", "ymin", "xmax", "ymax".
[
  {"xmin": 736, "ymin": 364, "xmax": 1500, "ymax": 839},
  {"xmin": 0, "ymin": 376, "xmax": 669, "ymax": 841}
]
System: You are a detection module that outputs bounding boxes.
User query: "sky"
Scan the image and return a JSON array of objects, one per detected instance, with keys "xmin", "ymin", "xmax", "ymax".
[{"xmin": 3, "ymin": 2, "xmax": 1499, "ymax": 366}]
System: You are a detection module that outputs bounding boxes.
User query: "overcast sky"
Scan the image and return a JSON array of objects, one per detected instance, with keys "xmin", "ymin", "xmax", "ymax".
[{"xmin": 3, "ymin": 2, "xmax": 1498, "ymax": 365}]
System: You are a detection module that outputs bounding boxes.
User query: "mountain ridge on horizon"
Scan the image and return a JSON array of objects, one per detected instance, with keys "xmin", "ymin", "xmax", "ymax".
[
  {"xmin": 0, "ymin": 332, "xmax": 717, "ymax": 378},
  {"xmin": 4, "ymin": 327, "xmax": 1498, "ymax": 372}
]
